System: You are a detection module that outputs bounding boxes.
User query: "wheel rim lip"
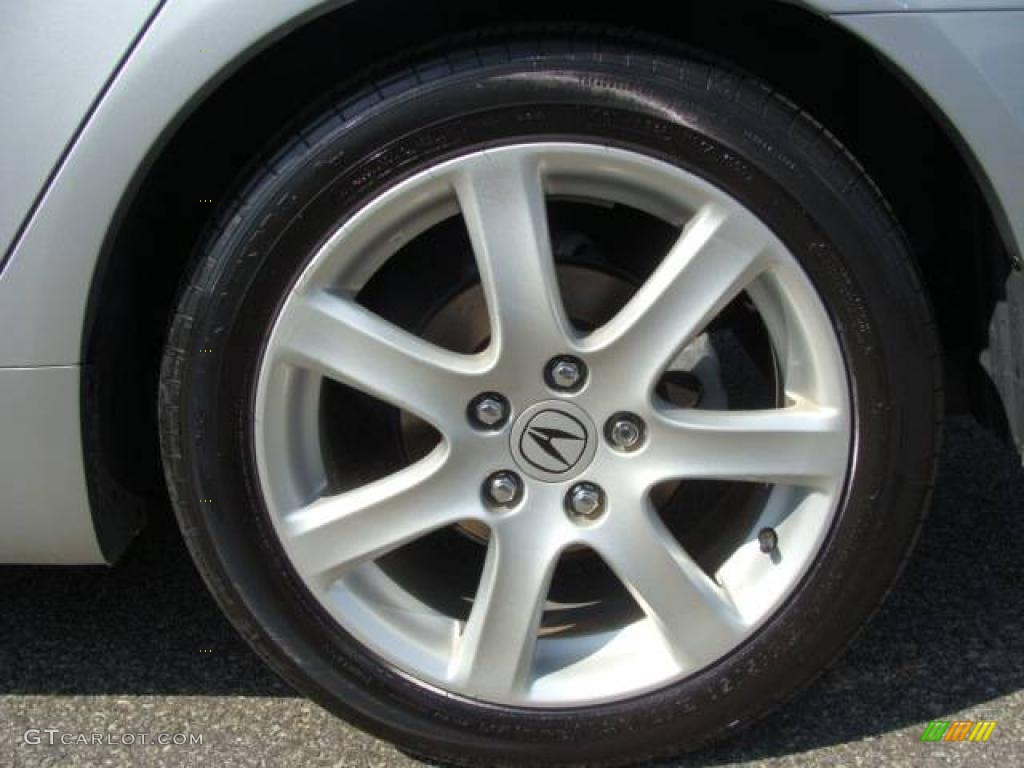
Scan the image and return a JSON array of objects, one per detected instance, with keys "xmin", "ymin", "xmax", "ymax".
[{"xmin": 252, "ymin": 142, "xmax": 853, "ymax": 708}]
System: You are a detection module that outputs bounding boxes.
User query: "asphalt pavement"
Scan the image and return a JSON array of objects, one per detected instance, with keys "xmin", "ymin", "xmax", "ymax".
[{"xmin": 1, "ymin": 416, "xmax": 1021, "ymax": 767}]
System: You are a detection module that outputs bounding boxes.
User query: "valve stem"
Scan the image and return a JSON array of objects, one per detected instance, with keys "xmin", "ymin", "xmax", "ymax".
[{"xmin": 758, "ymin": 527, "xmax": 778, "ymax": 555}]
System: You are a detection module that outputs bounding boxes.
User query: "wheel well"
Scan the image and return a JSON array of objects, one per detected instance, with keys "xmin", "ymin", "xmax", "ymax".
[{"xmin": 85, "ymin": 0, "xmax": 1013, "ymax": 510}]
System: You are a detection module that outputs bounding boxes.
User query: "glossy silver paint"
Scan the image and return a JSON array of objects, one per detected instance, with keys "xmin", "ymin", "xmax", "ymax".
[
  {"xmin": 804, "ymin": 0, "xmax": 1024, "ymax": 10},
  {"xmin": 0, "ymin": 0, "xmax": 351, "ymax": 365},
  {"xmin": 0, "ymin": 0, "xmax": 1021, "ymax": 562},
  {"xmin": 835, "ymin": 10, "xmax": 1024, "ymax": 265},
  {"xmin": 0, "ymin": 0, "xmax": 162, "ymax": 260},
  {"xmin": 0, "ymin": 368, "xmax": 100, "ymax": 562}
]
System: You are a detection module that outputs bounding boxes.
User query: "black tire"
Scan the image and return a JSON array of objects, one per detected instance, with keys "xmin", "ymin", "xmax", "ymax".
[{"xmin": 158, "ymin": 37, "xmax": 941, "ymax": 767}]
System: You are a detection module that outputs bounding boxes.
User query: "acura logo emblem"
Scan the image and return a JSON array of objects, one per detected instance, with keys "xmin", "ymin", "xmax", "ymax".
[
  {"xmin": 519, "ymin": 410, "xmax": 589, "ymax": 474},
  {"xmin": 510, "ymin": 401, "xmax": 598, "ymax": 482}
]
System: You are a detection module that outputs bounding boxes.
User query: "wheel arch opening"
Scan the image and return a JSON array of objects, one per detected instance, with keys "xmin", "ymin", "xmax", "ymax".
[{"xmin": 82, "ymin": 0, "xmax": 1016, "ymax": 556}]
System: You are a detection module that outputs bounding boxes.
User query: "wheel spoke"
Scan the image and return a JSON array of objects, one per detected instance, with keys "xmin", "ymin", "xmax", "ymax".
[
  {"xmin": 646, "ymin": 402, "xmax": 848, "ymax": 489},
  {"xmin": 284, "ymin": 448, "xmax": 474, "ymax": 583},
  {"xmin": 449, "ymin": 520, "xmax": 561, "ymax": 700},
  {"xmin": 276, "ymin": 289, "xmax": 485, "ymax": 424},
  {"xmin": 595, "ymin": 511, "xmax": 745, "ymax": 668},
  {"xmin": 583, "ymin": 203, "xmax": 772, "ymax": 392},
  {"xmin": 454, "ymin": 150, "xmax": 573, "ymax": 366}
]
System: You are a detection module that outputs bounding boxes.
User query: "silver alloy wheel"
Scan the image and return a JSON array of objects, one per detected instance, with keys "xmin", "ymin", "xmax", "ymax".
[{"xmin": 253, "ymin": 143, "xmax": 852, "ymax": 707}]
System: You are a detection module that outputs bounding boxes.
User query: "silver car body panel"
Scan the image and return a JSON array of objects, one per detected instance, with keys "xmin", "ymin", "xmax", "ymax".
[
  {"xmin": 835, "ymin": 10, "xmax": 1024, "ymax": 267},
  {"xmin": 0, "ymin": 0, "xmax": 350, "ymax": 366},
  {"xmin": 0, "ymin": 367, "xmax": 101, "ymax": 563},
  {"xmin": 807, "ymin": 0, "xmax": 1024, "ymax": 11},
  {"xmin": 0, "ymin": 0, "xmax": 1021, "ymax": 562},
  {"xmin": 0, "ymin": 0, "xmax": 163, "ymax": 262}
]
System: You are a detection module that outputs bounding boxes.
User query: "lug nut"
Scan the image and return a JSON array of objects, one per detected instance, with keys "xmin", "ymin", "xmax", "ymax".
[
  {"xmin": 566, "ymin": 482, "xmax": 606, "ymax": 523},
  {"xmin": 551, "ymin": 359, "xmax": 581, "ymax": 388},
  {"xmin": 546, "ymin": 355, "xmax": 587, "ymax": 392},
  {"xmin": 605, "ymin": 413, "xmax": 646, "ymax": 452},
  {"xmin": 468, "ymin": 393, "xmax": 509, "ymax": 429},
  {"xmin": 485, "ymin": 471, "xmax": 522, "ymax": 508}
]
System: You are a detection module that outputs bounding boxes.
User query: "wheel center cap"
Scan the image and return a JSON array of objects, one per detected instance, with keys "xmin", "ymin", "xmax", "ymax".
[{"xmin": 510, "ymin": 401, "xmax": 598, "ymax": 483}]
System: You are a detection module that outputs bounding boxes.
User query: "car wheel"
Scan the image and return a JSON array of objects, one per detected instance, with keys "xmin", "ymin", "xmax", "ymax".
[{"xmin": 159, "ymin": 38, "xmax": 941, "ymax": 766}]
